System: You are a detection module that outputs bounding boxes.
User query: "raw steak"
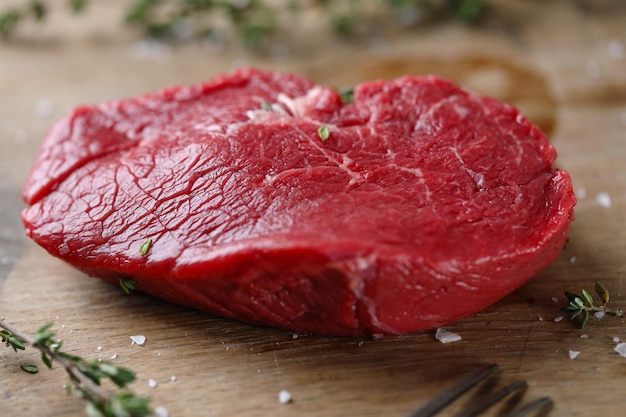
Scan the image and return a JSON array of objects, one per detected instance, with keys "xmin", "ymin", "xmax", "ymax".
[{"xmin": 22, "ymin": 68, "xmax": 576, "ymax": 336}]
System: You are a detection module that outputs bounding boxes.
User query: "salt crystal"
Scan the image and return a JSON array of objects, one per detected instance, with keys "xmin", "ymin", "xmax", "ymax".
[
  {"xmin": 569, "ymin": 350, "xmax": 580, "ymax": 360},
  {"xmin": 170, "ymin": 376, "xmax": 177, "ymax": 382},
  {"xmin": 594, "ymin": 310, "xmax": 605, "ymax": 319},
  {"xmin": 292, "ymin": 333, "xmax": 298, "ymax": 339},
  {"xmin": 608, "ymin": 40, "xmax": 625, "ymax": 60},
  {"xmin": 613, "ymin": 337, "xmax": 620, "ymax": 343},
  {"xmin": 110, "ymin": 353, "xmax": 118, "ymax": 360},
  {"xmin": 155, "ymin": 406, "xmax": 169, "ymax": 417},
  {"xmin": 576, "ymin": 188, "xmax": 587, "ymax": 199},
  {"xmin": 580, "ymin": 334, "xmax": 588, "ymax": 339},
  {"xmin": 537, "ymin": 316, "xmax": 544, "ymax": 321},
  {"xmin": 554, "ymin": 316, "xmax": 564, "ymax": 323},
  {"xmin": 586, "ymin": 59, "xmax": 601, "ymax": 78},
  {"xmin": 595, "ymin": 192, "xmax": 612, "ymax": 208},
  {"xmin": 614, "ymin": 342, "xmax": 626, "ymax": 357},
  {"xmin": 96, "ymin": 346, "xmax": 103, "ymax": 352},
  {"xmin": 570, "ymin": 256, "xmax": 577, "ymax": 263},
  {"xmin": 551, "ymin": 297, "xmax": 559, "ymax": 303},
  {"xmin": 435, "ymin": 328, "xmax": 462, "ymax": 344},
  {"xmin": 278, "ymin": 390, "xmax": 292, "ymax": 404},
  {"xmin": 129, "ymin": 39, "xmax": 171, "ymax": 61},
  {"xmin": 35, "ymin": 98, "xmax": 54, "ymax": 118},
  {"xmin": 130, "ymin": 335, "xmax": 146, "ymax": 346},
  {"xmin": 148, "ymin": 379, "xmax": 158, "ymax": 388}
]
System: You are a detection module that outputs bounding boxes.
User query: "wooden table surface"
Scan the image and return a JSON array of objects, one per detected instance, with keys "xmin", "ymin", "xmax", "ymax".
[{"xmin": 1, "ymin": 1, "xmax": 625, "ymax": 416}]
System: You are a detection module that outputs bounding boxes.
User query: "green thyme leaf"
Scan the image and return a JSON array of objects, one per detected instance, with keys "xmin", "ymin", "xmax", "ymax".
[
  {"xmin": 564, "ymin": 291, "xmax": 579, "ymax": 303},
  {"xmin": 261, "ymin": 101, "xmax": 272, "ymax": 111},
  {"xmin": 581, "ymin": 289, "xmax": 594, "ymax": 308},
  {"xmin": 318, "ymin": 125, "xmax": 330, "ymax": 141},
  {"xmin": 0, "ymin": 10, "xmax": 21, "ymax": 37},
  {"xmin": 68, "ymin": 0, "xmax": 88, "ymax": 13},
  {"xmin": 41, "ymin": 352, "xmax": 53, "ymax": 369},
  {"xmin": 338, "ymin": 86, "xmax": 354, "ymax": 104},
  {"xmin": 595, "ymin": 281, "xmax": 609, "ymax": 306},
  {"xmin": 139, "ymin": 239, "xmax": 152, "ymax": 256},
  {"xmin": 119, "ymin": 278, "xmax": 136, "ymax": 294},
  {"xmin": 1, "ymin": 329, "xmax": 26, "ymax": 352},
  {"xmin": 580, "ymin": 309, "xmax": 590, "ymax": 329},
  {"xmin": 20, "ymin": 364, "xmax": 39, "ymax": 374}
]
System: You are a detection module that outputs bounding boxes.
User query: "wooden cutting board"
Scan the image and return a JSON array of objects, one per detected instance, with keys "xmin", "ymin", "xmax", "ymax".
[{"xmin": 1, "ymin": 2, "xmax": 625, "ymax": 416}]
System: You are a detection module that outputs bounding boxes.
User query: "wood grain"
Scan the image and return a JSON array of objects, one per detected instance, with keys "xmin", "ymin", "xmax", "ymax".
[{"xmin": 1, "ymin": 1, "xmax": 626, "ymax": 416}]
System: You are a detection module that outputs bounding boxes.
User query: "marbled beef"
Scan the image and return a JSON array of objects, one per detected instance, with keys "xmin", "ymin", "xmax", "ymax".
[{"xmin": 22, "ymin": 68, "xmax": 576, "ymax": 336}]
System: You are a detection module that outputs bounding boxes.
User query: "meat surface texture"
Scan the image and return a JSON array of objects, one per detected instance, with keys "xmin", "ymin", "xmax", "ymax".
[{"xmin": 22, "ymin": 68, "xmax": 576, "ymax": 336}]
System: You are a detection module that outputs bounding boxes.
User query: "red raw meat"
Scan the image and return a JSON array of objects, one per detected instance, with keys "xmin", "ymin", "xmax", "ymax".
[{"xmin": 22, "ymin": 68, "xmax": 576, "ymax": 336}]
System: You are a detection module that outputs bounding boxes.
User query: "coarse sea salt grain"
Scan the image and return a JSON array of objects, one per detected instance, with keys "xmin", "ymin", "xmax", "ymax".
[
  {"xmin": 130, "ymin": 335, "xmax": 146, "ymax": 346},
  {"xmin": 595, "ymin": 192, "xmax": 612, "ymax": 208},
  {"xmin": 435, "ymin": 328, "xmax": 462, "ymax": 344},
  {"xmin": 614, "ymin": 343, "xmax": 626, "ymax": 358},
  {"xmin": 148, "ymin": 379, "xmax": 158, "ymax": 388},
  {"xmin": 154, "ymin": 406, "xmax": 169, "ymax": 417},
  {"xmin": 576, "ymin": 188, "xmax": 587, "ymax": 199},
  {"xmin": 594, "ymin": 310, "xmax": 605, "ymax": 319},
  {"xmin": 278, "ymin": 390, "xmax": 292, "ymax": 404},
  {"xmin": 580, "ymin": 334, "xmax": 589, "ymax": 339},
  {"xmin": 614, "ymin": 337, "xmax": 620, "ymax": 343},
  {"xmin": 569, "ymin": 350, "xmax": 581, "ymax": 360},
  {"xmin": 554, "ymin": 316, "xmax": 564, "ymax": 323}
]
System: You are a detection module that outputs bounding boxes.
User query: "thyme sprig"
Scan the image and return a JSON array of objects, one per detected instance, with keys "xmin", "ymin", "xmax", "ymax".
[
  {"xmin": 1, "ymin": 0, "xmax": 489, "ymax": 46},
  {"xmin": 562, "ymin": 281, "xmax": 624, "ymax": 329},
  {"xmin": 0, "ymin": 319, "xmax": 152, "ymax": 417}
]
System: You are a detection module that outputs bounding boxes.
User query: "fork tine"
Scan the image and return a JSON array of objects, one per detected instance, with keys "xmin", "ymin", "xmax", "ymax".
[
  {"xmin": 453, "ymin": 379, "xmax": 527, "ymax": 417},
  {"xmin": 508, "ymin": 396, "xmax": 554, "ymax": 417},
  {"xmin": 405, "ymin": 364, "xmax": 500, "ymax": 417}
]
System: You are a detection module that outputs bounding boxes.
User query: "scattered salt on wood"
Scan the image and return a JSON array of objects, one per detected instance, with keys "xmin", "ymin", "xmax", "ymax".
[
  {"xmin": 551, "ymin": 297, "xmax": 559, "ymax": 303},
  {"xmin": 594, "ymin": 310, "xmax": 605, "ymax": 319},
  {"xmin": 537, "ymin": 316, "xmax": 544, "ymax": 321},
  {"xmin": 586, "ymin": 59, "xmax": 601, "ymax": 78},
  {"xmin": 569, "ymin": 350, "xmax": 580, "ymax": 360},
  {"xmin": 580, "ymin": 334, "xmax": 589, "ymax": 339},
  {"xmin": 170, "ymin": 376, "xmax": 177, "ymax": 383},
  {"xmin": 35, "ymin": 99, "xmax": 54, "ymax": 118},
  {"xmin": 96, "ymin": 346, "xmax": 103, "ymax": 352},
  {"xmin": 613, "ymin": 337, "xmax": 620, "ymax": 343},
  {"xmin": 614, "ymin": 343, "xmax": 626, "ymax": 358},
  {"xmin": 608, "ymin": 39, "xmax": 625, "ymax": 60},
  {"xmin": 278, "ymin": 390, "xmax": 292, "ymax": 404},
  {"xmin": 435, "ymin": 328, "xmax": 462, "ymax": 344},
  {"xmin": 130, "ymin": 335, "xmax": 146, "ymax": 346},
  {"xmin": 570, "ymin": 256, "xmax": 577, "ymax": 263},
  {"xmin": 148, "ymin": 379, "xmax": 158, "ymax": 388},
  {"xmin": 595, "ymin": 192, "xmax": 612, "ymax": 208},
  {"xmin": 109, "ymin": 353, "xmax": 118, "ymax": 360},
  {"xmin": 554, "ymin": 316, "xmax": 564, "ymax": 323},
  {"xmin": 155, "ymin": 406, "xmax": 169, "ymax": 417}
]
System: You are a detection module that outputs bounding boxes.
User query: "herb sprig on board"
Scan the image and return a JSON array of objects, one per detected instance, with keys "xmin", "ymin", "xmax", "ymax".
[
  {"xmin": 562, "ymin": 281, "xmax": 624, "ymax": 329},
  {"xmin": 0, "ymin": 0, "xmax": 489, "ymax": 46},
  {"xmin": 0, "ymin": 319, "xmax": 152, "ymax": 417}
]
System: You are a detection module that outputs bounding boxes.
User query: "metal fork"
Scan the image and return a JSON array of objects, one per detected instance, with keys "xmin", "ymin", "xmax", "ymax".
[{"xmin": 406, "ymin": 364, "xmax": 553, "ymax": 417}]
